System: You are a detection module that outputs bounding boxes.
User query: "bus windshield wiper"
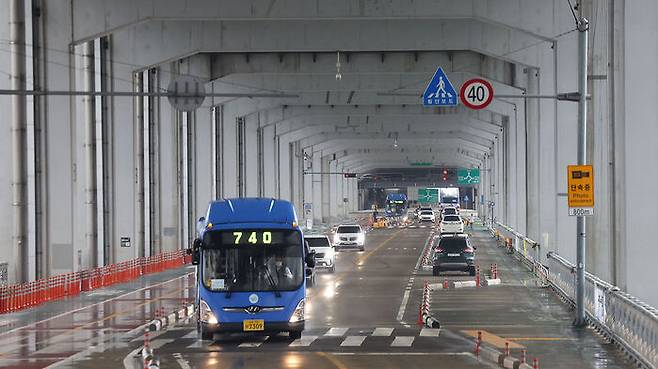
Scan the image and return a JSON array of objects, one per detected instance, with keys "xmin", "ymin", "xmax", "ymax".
[{"xmin": 262, "ymin": 266, "xmax": 281, "ymax": 297}]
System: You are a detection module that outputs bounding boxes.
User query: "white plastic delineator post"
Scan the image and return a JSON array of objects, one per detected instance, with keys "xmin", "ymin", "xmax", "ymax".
[
  {"xmin": 484, "ymin": 278, "xmax": 502, "ymax": 286},
  {"xmin": 452, "ymin": 280, "xmax": 477, "ymax": 288}
]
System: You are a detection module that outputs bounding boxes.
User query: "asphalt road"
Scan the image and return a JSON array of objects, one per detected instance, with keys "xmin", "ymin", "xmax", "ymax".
[
  {"xmin": 2, "ymin": 222, "xmax": 637, "ymax": 369},
  {"xmin": 122, "ymin": 225, "xmax": 493, "ymax": 369}
]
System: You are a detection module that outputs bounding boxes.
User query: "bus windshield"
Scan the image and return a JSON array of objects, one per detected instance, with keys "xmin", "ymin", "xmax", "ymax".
[{"xmin": 201, "ymin": 229, "xmax": 304, "ymax": 292}]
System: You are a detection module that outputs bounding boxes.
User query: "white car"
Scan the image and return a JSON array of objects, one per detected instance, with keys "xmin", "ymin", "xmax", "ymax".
[
  {"xmin": 305, "ymin": 234, "xmax": 336, "ymax": 273},
  {"xmin": 440, "ymin": 214, "xmax": 464, "ymax": 234},
  {"xmin": 418, "ymin": 210, "xmax": 436, "ymax": 223},
  {"xmin": 442, "ymin": 206, "xmax": 458, "ymax": 218},
  {"xmin": 333, "ymin": 224, "xmax": 365, "ymax": 251}
]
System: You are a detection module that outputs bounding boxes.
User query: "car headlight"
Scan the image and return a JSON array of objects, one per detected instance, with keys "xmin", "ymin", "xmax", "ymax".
[
  {"xmin": 333, "ymin": 234, "xmax": 340, "ymax": 244},
  {"xmin": 357, "ymin": 233, "xmax": 365, "ymax": 243},
  {"xmin": 326, "ymin": 248, "xmax": 335, "ymax": 259},
  {"xmin": 289, "ymin": 299, "xmax": 305, "ymax": 323},
  {"xmin": 200, "ymin": 300, "xmax": 218, "ymax": 324}
]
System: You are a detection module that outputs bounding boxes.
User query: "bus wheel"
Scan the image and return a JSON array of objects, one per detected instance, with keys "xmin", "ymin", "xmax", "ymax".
[
  {"xmin": 289, "ymin": 331, "xmax": 302, "ymax": 339},
  {"xmin": 198, "ymin": 324, "xmax": 214, "ymax": 341}
]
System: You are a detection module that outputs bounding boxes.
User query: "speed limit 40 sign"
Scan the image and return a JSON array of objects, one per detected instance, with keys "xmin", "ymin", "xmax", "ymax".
[{"xmin": 459, "ymin": 78, "xmax": 494, "ymax": 110}]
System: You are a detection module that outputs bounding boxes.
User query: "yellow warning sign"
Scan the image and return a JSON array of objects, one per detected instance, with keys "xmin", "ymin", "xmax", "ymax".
[{"xmin": 567, "ymin": 165, "xmax": 594, "ymax": 216}]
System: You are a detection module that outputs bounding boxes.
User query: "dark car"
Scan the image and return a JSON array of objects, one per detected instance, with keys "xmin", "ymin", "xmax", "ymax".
[{"xmin": 432, "ymin": 234, "xmax": 476, "ymax": 276}]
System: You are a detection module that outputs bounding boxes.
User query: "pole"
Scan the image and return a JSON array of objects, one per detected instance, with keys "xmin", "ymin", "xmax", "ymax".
[
  {"xmin": 575, "ymin": 16, "xmax": 589, "ymax": 327},
  {"xmin": 10, "ymin": 0, "xmax": 27, "ymax": 282}
]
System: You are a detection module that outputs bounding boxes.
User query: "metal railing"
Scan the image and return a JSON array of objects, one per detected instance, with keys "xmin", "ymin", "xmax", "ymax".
[
  {"xmin": 491, "ymin": 222, "xmax": 658, "ymax": 369},
  {"xmin": 546, "ymin": 252, "xmax": 658, "ymax": 369},
  {"xmin": 493, "ymin": 221, "xmax": 541, "ymax": 265}
]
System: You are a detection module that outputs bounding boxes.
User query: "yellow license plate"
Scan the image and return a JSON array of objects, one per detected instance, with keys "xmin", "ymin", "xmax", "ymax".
[{"xmin": 243, "ymin": 319, "xmax": 265, "ymax": 331}]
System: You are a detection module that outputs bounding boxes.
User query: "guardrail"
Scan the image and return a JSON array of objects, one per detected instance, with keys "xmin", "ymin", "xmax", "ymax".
[
  {"xmin": 491, "ymin": 222, "xmax": 658, "ymax": 369},
  {"xmin": 492, "ymin": 222, "xmax": 541, "ymax": 265},
  {"xmin": 546, "ymin": 252, "xmax": 657, "ymax": 369},
  {"xmin": 0, "ymin": 249, "xmax": 191, "ymax": 314}
]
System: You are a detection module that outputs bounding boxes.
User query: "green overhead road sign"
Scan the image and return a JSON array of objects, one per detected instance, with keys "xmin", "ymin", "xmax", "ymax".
[
  {"xmin": 457, "ymin": 168, "xmax": 480, "ymax": 184},
  {"xmin": 418, "ymin": 188, "xmax": 439, "ymax": 204}
]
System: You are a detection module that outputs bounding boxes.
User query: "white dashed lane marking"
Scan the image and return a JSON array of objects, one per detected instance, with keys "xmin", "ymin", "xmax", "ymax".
[
  {"xmin": 340, "ymin": 336, "xmax": 367, "ymax": 347},
  {"xmin": 391, "ymin": 336, "xmax": 415, "ymax": 347},
  {"xmin": 372, "ymin": 328, "xmax": 394, "ymax": 336},
  {"xmin": 324, "ymin": 327, "xmax": 349, "ymax": 336},
  {"xmin": 420, "ymin": 328, "xmax": 440, "ymax": 337},
  {"xmin": 289, "ymin": 335, "xmax": 319, "ymax": 347}
]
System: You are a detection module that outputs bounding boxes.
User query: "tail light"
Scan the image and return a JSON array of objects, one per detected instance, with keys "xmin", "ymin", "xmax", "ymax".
[
  {"xmin": 435, "ymin": 247, "xmax": 445, "ymax": 253},
  {"xmin": 463, "ymin": 246, "xmax": 474, "ymax": 253}
]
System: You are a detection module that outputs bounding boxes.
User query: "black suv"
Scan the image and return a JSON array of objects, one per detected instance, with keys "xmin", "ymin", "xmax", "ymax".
[{"xmin": 432, "ymin": 234, "xmax": 476, "ymax": 276}]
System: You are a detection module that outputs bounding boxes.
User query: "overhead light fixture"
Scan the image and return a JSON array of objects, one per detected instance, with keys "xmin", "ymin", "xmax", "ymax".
[{"xmin": 335, "ymin": 51, "xmax": 342, "ymax": 81}]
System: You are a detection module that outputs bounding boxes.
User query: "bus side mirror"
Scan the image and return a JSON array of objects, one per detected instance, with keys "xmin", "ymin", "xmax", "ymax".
[
  {"xmin": 305, "ymin": 252, "xmax": 316, "ymax": 268},
  {"xmin": 191, "ymin": 238, "xmax": 202, "ymax": 265}
]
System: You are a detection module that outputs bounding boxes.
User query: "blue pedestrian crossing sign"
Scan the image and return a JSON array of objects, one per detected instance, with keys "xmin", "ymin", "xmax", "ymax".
[{"xmin": 423, "ymin": 67, "xmax": 458, "ymax": 107}]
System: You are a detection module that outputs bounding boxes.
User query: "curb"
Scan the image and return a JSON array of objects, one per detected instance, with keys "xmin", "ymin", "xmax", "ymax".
[
  {"xmin": 484, "ymin": 278, "xmax": 502, "ymax": 286},
  {"xmin": 148, "ymin": 304, "xmax": 195, "ymax": 332},
  {"xmin": 477, "ymin": 344, "xmax": 535, "ymax": 369},
  {"xmin": 453, "ymin": 280, "xmax": 477, "ymax": 288},
  {"xmin": 422, "ymin": 312, "xmax": 441, "ymax": 328}
]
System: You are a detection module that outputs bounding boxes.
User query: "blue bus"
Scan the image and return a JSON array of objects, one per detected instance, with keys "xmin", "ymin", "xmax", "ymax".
[
  {"xmin": 190, "ymin": 198, "xmax": 315, "ymax": 340},
  {"xmin": 385, "ymin": 193, "xmax": 408, "ymax": 217}
]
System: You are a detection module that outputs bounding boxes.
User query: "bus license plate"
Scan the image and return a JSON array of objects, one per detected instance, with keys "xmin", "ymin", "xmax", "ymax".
[{"xmin": 243, "ymin": 319, "xmax": 265, "ymax": 331}]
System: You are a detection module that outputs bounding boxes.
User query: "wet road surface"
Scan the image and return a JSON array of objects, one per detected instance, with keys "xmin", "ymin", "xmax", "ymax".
[{"xmin": 0, "ymin": 221, "xmax": 640, "ymax": 369}]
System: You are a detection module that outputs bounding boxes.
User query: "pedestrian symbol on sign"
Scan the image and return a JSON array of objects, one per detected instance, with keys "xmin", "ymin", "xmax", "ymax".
[{"xmin": 423, "ymin": 67, "xmax": 458, "ymax": 107}]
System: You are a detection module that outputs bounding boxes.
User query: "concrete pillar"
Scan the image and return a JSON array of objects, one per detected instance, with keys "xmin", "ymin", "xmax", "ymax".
[
  {"xmin": 81, "ymin": 42, "xmax": 98, "ymax": 266},
  {"xmin": 312, "ymin": 152, "xmax": 322, "ymax": 224},
  {"xmin": 525, "ymin": 68, "xmax": 540, "ymax": 239},
  {"xmin": 321, "ymin": 155, "xmax": 330, "ymax": 223},
  {"xmin": 262, "ymin": 124, "xmax": 276, "ymax": 197},
  {"xmin": 157, "ymin": 64, "xmax": 181, "ymax": 252},
  {"xmin": 220, "ymin": 103, "xmax": 239, "ymax": 198},
  {"xmin": 290, "ymin": 141, "xmax": 303, "ymax": 212},
  {"xmin": 329, "ymin": 160, "xmax": 339, "ymax": 220},
  {"xmin": 10, "ymin": 0, "xmax": 27, "ymax": 281},
  {"xmin": 133, "ymin": 72, "xmax": 145, "ymax": 258},
  {"xmin": 302, "ymin": 150, "xmax": 311, "ymax": 220},
  {"xmin": 194, "ymin": 107, "xmax": 212, "ymax": 215}
]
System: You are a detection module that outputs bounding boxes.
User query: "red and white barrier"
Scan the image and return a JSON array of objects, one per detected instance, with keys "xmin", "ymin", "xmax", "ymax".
[
  {"xmin": 0, "ymin": 249, "xmax": 192, "ymax": 314},
  {"xmin": 417, "ymin": 281, "xmax": 440, "ymax": 328}
]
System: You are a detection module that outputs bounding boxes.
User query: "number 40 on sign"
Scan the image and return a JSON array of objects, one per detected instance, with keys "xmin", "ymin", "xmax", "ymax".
[{"xmin": 459, "ymin": 78, "xmax": 494, "ymax": 110}]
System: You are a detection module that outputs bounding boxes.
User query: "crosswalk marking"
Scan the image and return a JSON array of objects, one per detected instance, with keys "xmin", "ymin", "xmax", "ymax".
[
  {"xmin": 238, "ymin": 336, "xmax": 269, "ymax": 347},
  {"xmin": 391, "ymin": 336, "xmax": 415, "ymax": 347},
  {"xmin": 324, "ymin": 327, "xmax": 349, "ymax": 336},
  {"xmin": 372, "ymin": 328, "xmax": 394, "ymax": 336},
  {"xmin": 340, "ymin": 336, "xmax": 367, "ymax": 347},
  {"xmin": 289, "ymin": 335, "xmax": 319, "ymax": 347},
  {"xmin": 420, "ymin": 328, "xmax": 440, "ymax": 337}
]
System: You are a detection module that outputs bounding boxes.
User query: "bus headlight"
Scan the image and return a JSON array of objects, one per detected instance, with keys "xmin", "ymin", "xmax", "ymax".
[
  {"xmin": 200, "ymin": 300, "xmax": 218, "ymax": 325},
  {"xmin": 289, "ymin": 299, "xmax": 305, "ymax": 323}
]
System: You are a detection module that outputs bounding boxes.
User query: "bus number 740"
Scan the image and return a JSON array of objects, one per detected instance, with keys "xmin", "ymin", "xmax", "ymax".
[{"xmin": 233, "ymin": 231, "xmax": 273, "ymax": 244}]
